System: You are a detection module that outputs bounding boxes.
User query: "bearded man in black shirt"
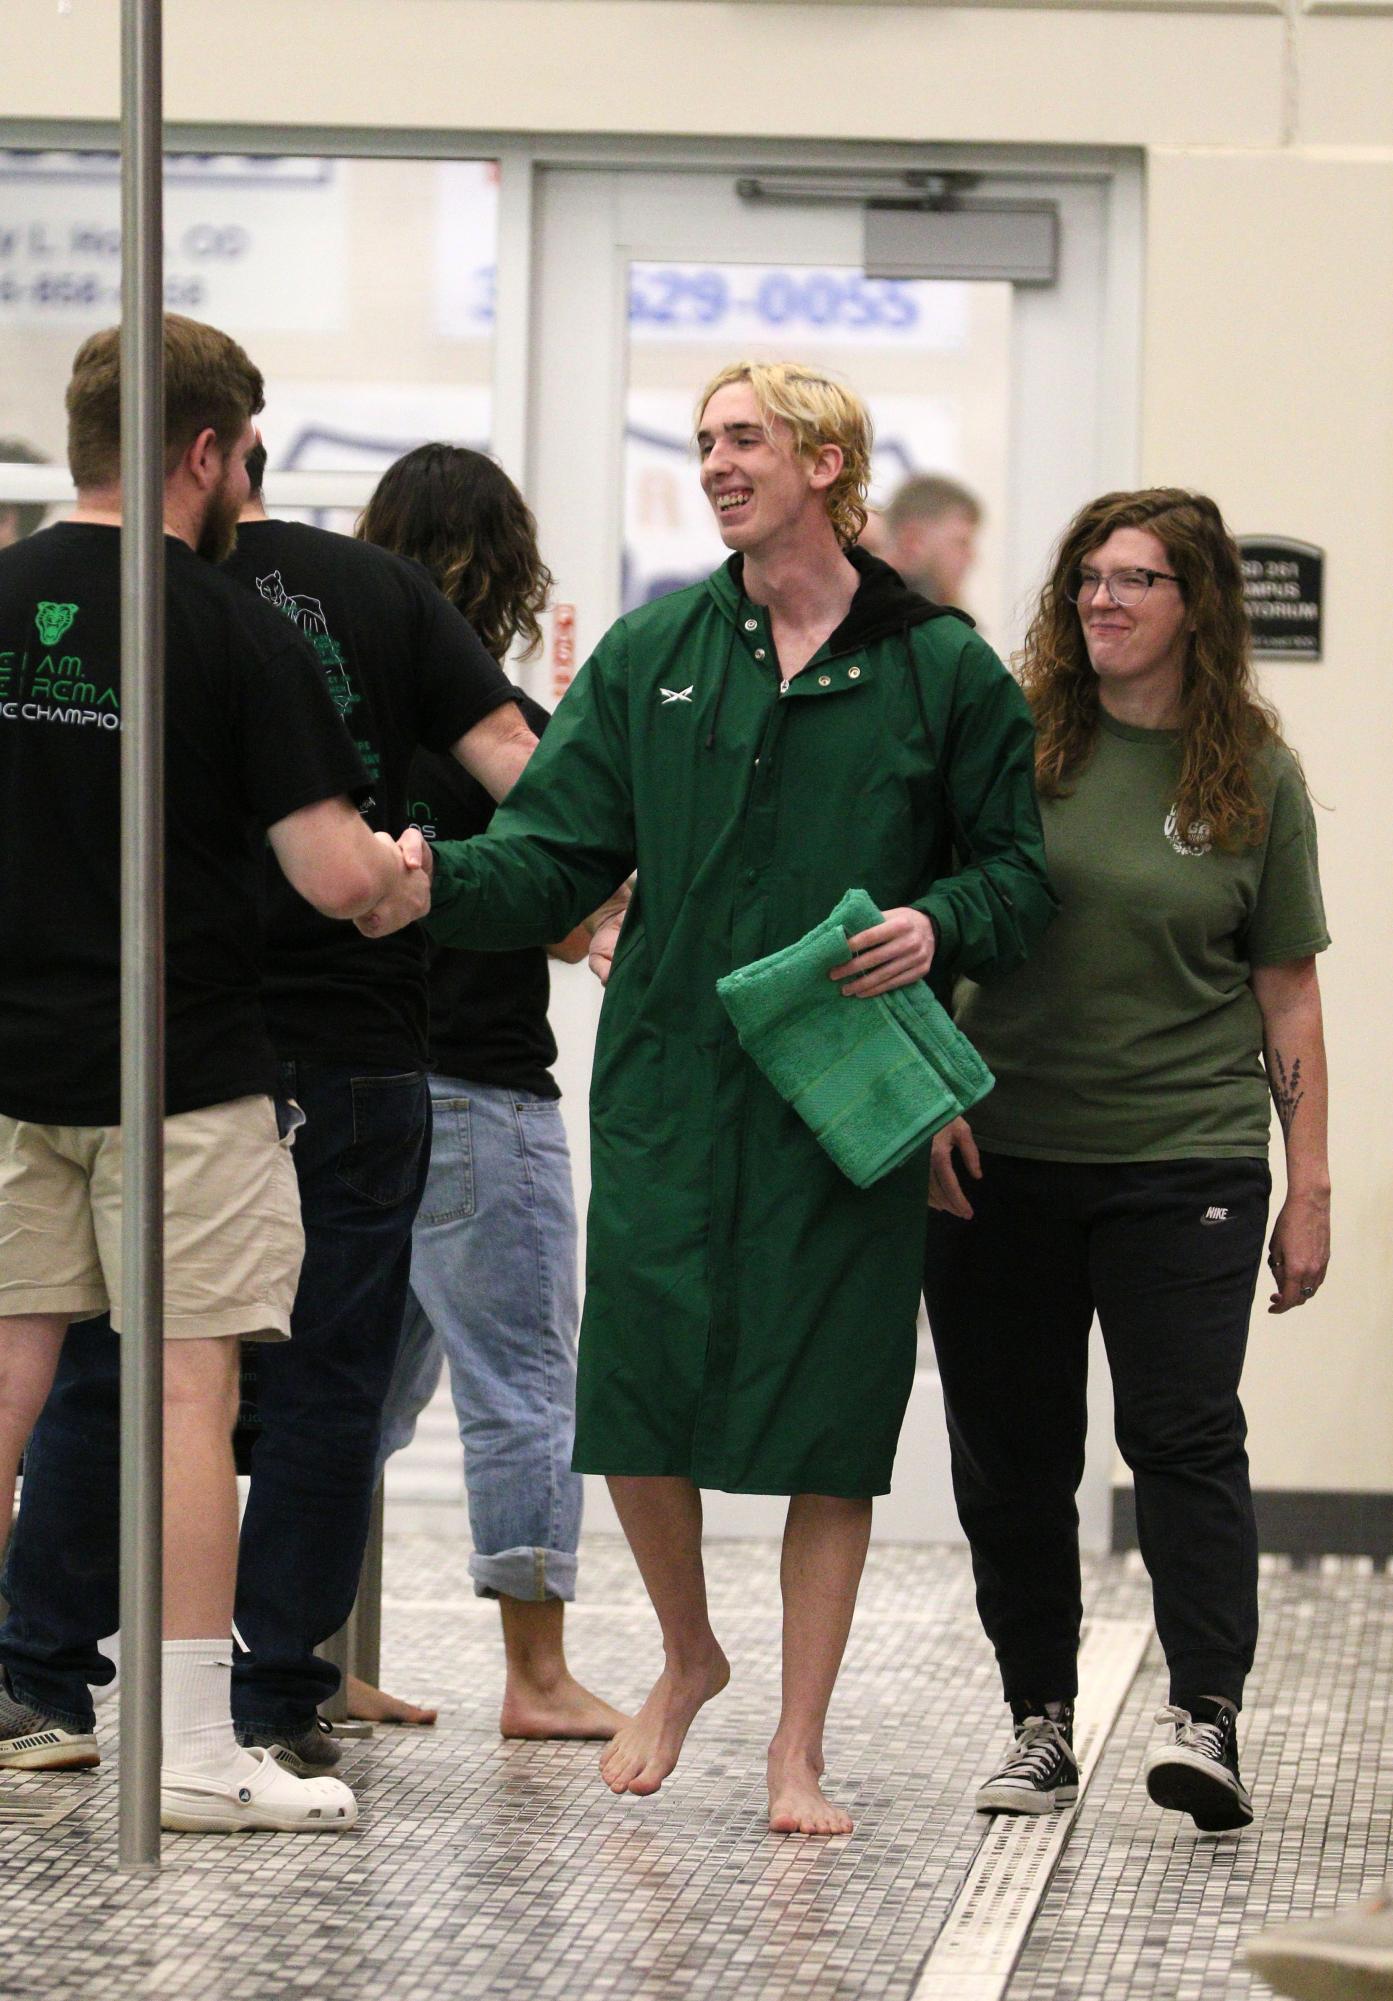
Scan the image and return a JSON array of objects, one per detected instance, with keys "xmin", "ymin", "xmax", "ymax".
[
  {"xmin": 0, "ymin": 316, "xmax": 430, "ymax": 1832},
  {"xmin": 0, "ymin": 435, "xmax": 540, "ymax": 1785}
]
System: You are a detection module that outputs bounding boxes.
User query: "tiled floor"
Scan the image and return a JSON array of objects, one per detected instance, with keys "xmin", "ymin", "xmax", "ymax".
[
  {"xmin": 1010, "ymin": 1556, "xmax": 1393, "ymax": 2000},
  {"xmin": 1, "ymin": 1462, "xmax": 1389, "ymax": 1998}
]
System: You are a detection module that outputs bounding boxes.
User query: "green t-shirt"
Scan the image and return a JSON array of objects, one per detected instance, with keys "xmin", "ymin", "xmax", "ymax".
[{"xmin": 958, "ymin": 716, "xmax": 1329, "ymax": 1162}]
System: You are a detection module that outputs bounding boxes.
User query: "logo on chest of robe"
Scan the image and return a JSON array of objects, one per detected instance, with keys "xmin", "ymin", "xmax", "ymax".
[{"xmin": 659, "ymin": 685, "xmax": 694, "ymax": 705}]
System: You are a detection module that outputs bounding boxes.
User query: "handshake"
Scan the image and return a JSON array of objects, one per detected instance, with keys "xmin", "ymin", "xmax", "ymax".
[{"xmin": 355, "ymin": 827, "xmax": 433, "ymax": 939}]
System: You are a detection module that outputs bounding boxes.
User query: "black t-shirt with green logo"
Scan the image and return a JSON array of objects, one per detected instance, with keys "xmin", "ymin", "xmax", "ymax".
[
  {"xmin": 223, "ymin": 521, "xmax": 515, "ymax": 1068},
  {"xmin": 0, "ymin": 522, "xmax": 368, "ymax": 1126},
  {"xmin": 409, "ymin": 689, "xmax": 560, "ymax": 1100}
]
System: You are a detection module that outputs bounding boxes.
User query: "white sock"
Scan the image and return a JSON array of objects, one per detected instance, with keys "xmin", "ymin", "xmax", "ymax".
[{"xmin": 161, "ymin": 1638, "xmax": 249, "ymax": 1779}]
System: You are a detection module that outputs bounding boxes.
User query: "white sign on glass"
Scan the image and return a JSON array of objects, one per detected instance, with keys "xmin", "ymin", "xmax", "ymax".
[{"xmin": 0, "ymin": 152, "xmax": 347, "ymax": 332}]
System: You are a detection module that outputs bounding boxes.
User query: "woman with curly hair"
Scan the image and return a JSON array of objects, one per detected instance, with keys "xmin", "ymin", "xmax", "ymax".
[
  {"xmin": 354, "ymin": 444, "xmax": 626, "ymax": 1742},
  {"xmin": 923, "ymin": 488, "xmax": 1331, "ymax": 1833}
]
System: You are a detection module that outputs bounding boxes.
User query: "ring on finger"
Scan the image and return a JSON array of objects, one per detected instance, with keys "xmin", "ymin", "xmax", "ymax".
[{"xmin": 1299, "ymin": 1283, "xmax": 1316, "ymax": 1298}]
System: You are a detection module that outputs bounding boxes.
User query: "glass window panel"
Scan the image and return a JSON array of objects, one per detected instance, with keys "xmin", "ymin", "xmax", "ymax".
[{"xmin": 0, "ymin": 150, "xmax": 498, "ymax": 536}]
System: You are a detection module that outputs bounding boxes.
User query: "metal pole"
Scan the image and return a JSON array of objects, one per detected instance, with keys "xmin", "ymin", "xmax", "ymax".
[{"xmin": 118, "ymin": 0, "xmax": 165, "ymax": 1873}]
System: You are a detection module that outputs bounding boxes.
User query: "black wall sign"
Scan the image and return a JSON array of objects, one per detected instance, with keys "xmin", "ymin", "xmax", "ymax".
[{"xmin": 1239, "ymin": 537, "xmax": 1323, "ymax": 661}]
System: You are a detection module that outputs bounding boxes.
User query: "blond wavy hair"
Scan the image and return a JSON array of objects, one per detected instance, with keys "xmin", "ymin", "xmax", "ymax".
[
  {"xmin": 1022, "ymin": 488, "xmax": 1297, "ymax": 851},
  {"xmin": 694, "ymin": 361, "xmax": 871, "ymax": 547}
]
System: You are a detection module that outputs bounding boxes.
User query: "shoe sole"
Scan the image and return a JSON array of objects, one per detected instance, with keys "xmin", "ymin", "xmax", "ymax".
[
  {"xmin": 0, "ymin": 1735, "xmax": 99, "ymax": 1772},
  {"xmin": 1245, "ymin": 1944, "xmax": 1393, "ymax": 2001},
  {"xmin": 975, "ymin": 1782, "xmax": 1078, "ymax": 1816},
  {"xmin": 160, "ymin": 1800, "xmax": 358, "ymax": 1834},
  {"xmin": 1146, "ymin": 1751, "xmax": 1253, "ymax": 1832}
]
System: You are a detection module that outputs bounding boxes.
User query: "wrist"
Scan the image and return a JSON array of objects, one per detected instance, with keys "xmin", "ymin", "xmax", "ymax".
[
  {"xmin": 1285, "ymin": 1176, "xmax": 1331, "ymax": 1205},
  {"xmin": 915, "ymin": 895, "xmax": 950, "ymax": 958}
]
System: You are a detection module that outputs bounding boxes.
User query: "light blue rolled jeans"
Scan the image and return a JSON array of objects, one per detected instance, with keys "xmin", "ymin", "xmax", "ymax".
[{"xmin": 378, "ymin": 1073, "xmax": 583, "ymax": 1601}]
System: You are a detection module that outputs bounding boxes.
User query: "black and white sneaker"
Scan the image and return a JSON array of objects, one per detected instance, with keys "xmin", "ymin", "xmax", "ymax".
[
  {"xmin": 237, "ymin": 1714, "xmax": 342, "ymax": 1776},
  {"xmin": 0, "ymin": 1674, "xmax": 99, "ymax": 1771},
  {"xmin": 975, "ymin": 1703, "xmax": 1079, "ymax": 1816},
  {"xmin": 1145, "ymin": 1699, "xmax": 1253, "ymax": 1832}
]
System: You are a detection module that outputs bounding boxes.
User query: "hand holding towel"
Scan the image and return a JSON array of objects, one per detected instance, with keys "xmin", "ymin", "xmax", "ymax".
[{"xmin": 716, "ymin": 888, "xmax": 994, "ymax": 1189}]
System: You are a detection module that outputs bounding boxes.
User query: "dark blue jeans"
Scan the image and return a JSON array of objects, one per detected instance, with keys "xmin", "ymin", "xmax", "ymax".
[
  {"xmin": 0, "ymin": 1062, "xmax": 428, "ymax": 1735},
  {"xmin": 233, "ymin": 1061, "xmax": 429, "ymax": 1731},
  {"xmin": 0, "ymin": 1319, "xmax": 120, "ymax": 1730}
]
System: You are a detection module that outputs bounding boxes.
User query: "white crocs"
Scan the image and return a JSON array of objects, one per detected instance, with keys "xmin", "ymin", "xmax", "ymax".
[{"xmin": 160, "ymin": 1746, "xmax": 358, "ymax": 1834}]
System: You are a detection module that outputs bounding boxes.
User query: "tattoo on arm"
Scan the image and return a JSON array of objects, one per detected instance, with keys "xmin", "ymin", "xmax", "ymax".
[{"xmin": 1270, "ymin": 1048, "xmax": 1305, "ymax": 1138}]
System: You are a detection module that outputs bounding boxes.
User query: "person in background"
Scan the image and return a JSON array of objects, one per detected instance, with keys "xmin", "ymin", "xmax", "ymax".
[
  {"xmin": 353, "ymin": 443, "xmax": 627, "ymax": 1741},
  {"xmin": 854, "ymin": 506, "xmax": 891, "ymax": 562},
  {"xmin": 923, "ymin": 488, "xmax": 1331, "ymax": 1833},
  {"xmin": 0, "ymin": 440, "xmax": 51, "ymax": 548},
  {"xmin": 216, "ymin": 443, "xmax": 539, "ymax": 1768},
  {"xmin": 381, "ymin": 364, "xmax": 1055, "ymax": 1835},
  {"xmin": 881, "ymin": 473, "xmax": 982, "ymax": 607}
]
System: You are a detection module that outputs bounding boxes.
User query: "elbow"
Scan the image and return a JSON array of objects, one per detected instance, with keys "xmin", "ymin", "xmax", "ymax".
[
  {"xmin": 303, "ymin": 858, "xmax": 382, "ymax": 922},
  {"xmin": 490, "ymin": 729, "xmax": 539, "ymax": 804}
]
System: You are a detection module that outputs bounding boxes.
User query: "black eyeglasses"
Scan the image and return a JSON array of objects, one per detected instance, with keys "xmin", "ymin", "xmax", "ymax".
[{"xmin": 1065, "ymin": 567, "xmax": 1182, "ymax": 608}]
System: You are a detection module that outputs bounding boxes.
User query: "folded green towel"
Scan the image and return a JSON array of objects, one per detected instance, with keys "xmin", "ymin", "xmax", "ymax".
[{"xmin": 716, "ymin": 888, "xmax": 994, "ymax": 1189}]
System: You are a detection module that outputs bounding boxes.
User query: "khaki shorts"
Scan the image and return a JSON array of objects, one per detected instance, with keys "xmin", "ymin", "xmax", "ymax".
[{"xmin": 0, "ymin": 1094, "xmax": 304, "ymax": 1341}]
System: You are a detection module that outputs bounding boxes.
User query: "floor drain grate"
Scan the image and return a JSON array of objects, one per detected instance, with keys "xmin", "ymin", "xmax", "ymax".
[{"xmin": 911, "ymin": 1618, "xmax": 1152, "ymax": 2001}]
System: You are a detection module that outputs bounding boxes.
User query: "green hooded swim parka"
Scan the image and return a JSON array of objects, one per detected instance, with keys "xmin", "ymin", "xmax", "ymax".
[{"xmin": 428, "ymin": 549, "xmax": 1056, "ymax": 1497}]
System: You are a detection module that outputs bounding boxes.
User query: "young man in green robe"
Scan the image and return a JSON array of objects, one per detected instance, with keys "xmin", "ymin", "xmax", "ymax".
[{"xmin": 373, "ymin": 361, "xmax": 1056, "ymax": 1834}]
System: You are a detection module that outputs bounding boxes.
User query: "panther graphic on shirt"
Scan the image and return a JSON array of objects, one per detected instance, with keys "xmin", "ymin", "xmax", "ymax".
[
  {"xmin": 35, "ymin": 601, "xmax": 78, "ymax": 647},
  {"xmin": 255, "ymin": 570, "xmax": 360, "ymax": 721}
]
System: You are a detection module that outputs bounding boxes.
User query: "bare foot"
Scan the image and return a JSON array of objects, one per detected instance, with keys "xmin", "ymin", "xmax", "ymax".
[
  {"xmin": 500, "ymin": 1674, "xmax": 629, "ymax": 1742},
  {"xmin": 598, "ymin": 1648, "xmax": 730, "ymax": 1796},
  {"xmin": 767, "ymin": 1743, "xmax": 854, "ymax": 1836},
  {"xmin": 346, "ymin": 1674, "xmax": 439, "ymax": 1727}
]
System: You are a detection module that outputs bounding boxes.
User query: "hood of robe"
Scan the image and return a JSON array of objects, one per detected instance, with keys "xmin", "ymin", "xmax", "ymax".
[{"xmin": 708, "ymin": 543, "xmax": 974, "ymax": 656}]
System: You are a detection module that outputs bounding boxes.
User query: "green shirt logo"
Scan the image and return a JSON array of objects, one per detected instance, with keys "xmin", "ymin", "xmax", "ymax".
[{"xmin": 35, "ymin": 602, "xmax": 78, "ymax": 647}]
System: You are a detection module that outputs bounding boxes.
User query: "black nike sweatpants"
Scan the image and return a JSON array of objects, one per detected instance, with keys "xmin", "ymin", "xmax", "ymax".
[{"xmin": 922, "ymin": 1151, "xmax": 1269, "ymax": 1711}]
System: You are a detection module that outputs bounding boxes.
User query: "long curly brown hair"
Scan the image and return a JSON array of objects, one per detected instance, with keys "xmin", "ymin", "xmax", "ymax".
[
  {"xmin": 357, "ymin": 443, "xmax": 552, "ymax": 664},
  {"xmin": 1022, "ymin": 488, "xmax": 1294, "ymax": 850}
]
